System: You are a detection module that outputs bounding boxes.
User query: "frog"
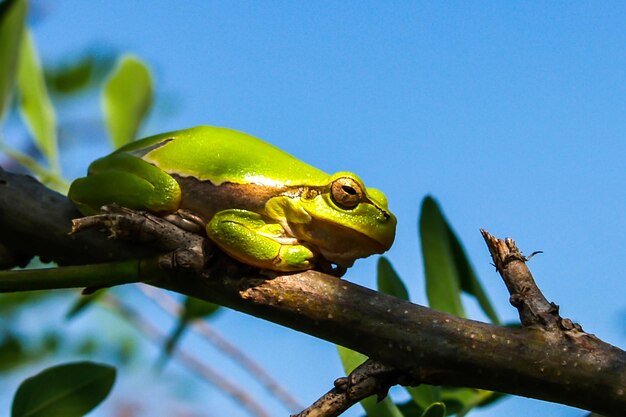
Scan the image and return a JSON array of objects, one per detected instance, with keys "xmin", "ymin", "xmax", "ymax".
[{"xmin": 68, "ymin": 126, "xmax": 396, "ymax": 273}]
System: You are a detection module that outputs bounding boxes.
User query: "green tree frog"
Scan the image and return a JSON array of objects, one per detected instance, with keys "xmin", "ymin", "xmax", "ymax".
[{"xmin": 68, "ymin": 126, "xmax": 396, "ymax": 272}]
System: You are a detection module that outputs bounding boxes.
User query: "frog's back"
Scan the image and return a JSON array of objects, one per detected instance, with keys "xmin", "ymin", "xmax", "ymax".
[{"xmin": 121, "ymin": 126, "xmax": 328, "ymax": 186}]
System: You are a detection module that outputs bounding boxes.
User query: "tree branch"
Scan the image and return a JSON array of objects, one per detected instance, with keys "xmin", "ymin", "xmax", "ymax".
[
  {"xmin": 292, "ymin": 359, "xmax": 408, "ymax": 417},
  {"xmin": 0, "ymin": 168, "xmax": 153, "ymax": 266},
  {"xmin": 1, "ymin": 167, "xmax": 625, "ymax": 416}
]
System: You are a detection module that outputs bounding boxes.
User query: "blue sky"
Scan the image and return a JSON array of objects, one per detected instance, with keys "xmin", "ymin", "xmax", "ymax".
[{"xmin": 5, "ymin": 2, "xmax": 626, "ymax": 417}]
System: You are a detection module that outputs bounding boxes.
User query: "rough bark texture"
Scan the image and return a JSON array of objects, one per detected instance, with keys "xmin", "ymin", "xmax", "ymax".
[
  {"xmin": 1, "ymin": 167, "xmax": 625, "ymax": 416},
  {"xmin": 0, "ymin": 169, "xmax": 153, "ymax": 266}
]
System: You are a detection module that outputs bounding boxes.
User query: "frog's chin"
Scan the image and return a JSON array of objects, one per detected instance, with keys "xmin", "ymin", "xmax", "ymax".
[
  {"xmin": 317, "ymin": 237, "xmax": 385, "ymax": 268},
  {"xmin": 286, "ymin": 219, "xmax": 387, "ymax": 268}
]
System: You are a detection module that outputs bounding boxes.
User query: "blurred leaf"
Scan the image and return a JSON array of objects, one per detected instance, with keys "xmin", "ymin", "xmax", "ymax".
[
  {"xmin": 159, "ymin": 297, "xmax": 220, "ymax": 367},
  {"xmin": 439, "ymin": 388, "xmax": 478, "ymax": 415},
  {"xmin": 45, "ymin": 51, "xmax": 116, "ymax": 96},
  {"xmin": 182, "ymin": 296, "xmax": 221, "ymax": 320},
  {"xmin": 472, "ymin": 391, "xmax": 508, "ymax": 410},
  {"xmin": 421, "ymin": 402, "xmax": 446, "ymax": 417},
  {"xmin": 337, "ymin": 345, "xmax": 366, "ymax": 375},
  {"xmin": 377, "ymin": 257, "xmax": 409, "ymax": 301},
  {"xmin": 102, "ymin": 55, "xmax": 153, "ymax": 149},
  {"xmin": 66, "ymin": 290, "xmax": 105, "ymax": 320},
  {"xmin": 446, "ymin": 224, "xmax": 500, "ymax": 324},
  {"xmin": 0, "ymin": 0, "xmax": 26, "ymax": 122},
  {"xmin": 419, "ymin": 196, "xmax": 500, "ymax": 324},
  {"xmin": 16, "ymin": 30, "xmax": 59, "ymax": 173},
  {"xmin": 11, "ymin": 361, "xmax": 116, "ymax": 417},
  {"xmin": 75, "ymin": 338, "xmax": 98, "ymax": 356},
  {"xmin": 396, "ymin": 400, "xmax": 424, "ymax": 417},
  {"xmin": 46, "ymin": 57, "xmax": 94, "ymax": 95},
  {"xmin": 0, "ymin": 292, "xmax": 48, "ymax": 314},
  {"xmin": 0, "ymin": 143, "xmax": 67, "ymax": 191},
  {"xmin": 0, "ymin": 332, "xmax": 23, "ymax": 372},
  {"xmin": 115, "ymin": 336, "xmax": 137, "ymax": 365},
  {"xmin": 0, "ymin": 331, "xmax": 61, "ymax": 373},
  {"xmin": 438, "ymin": 387, "xmax": 506, "ymax": 416},
  {"xmin": 419, "ymin": 196, "xmax": 465, "ymax": 317},
  {"xmin": 337, "ymin": 346, "xmax": 404, "ymax": 417},
  {"xmin": 405, "ymin": 385, "xmax": 440, "ymax": 410}
]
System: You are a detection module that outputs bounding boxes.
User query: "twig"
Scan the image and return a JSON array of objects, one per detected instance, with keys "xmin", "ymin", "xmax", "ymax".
[
  {"xmin": 104, "ymin": 294, "xmax": 272, "ymax": 417},
  {"xmin": 292, "ymin": 359, "xmax": 411, "ymax": 417},
  {"xmin": 480, "ymin": 229, "xmax": 590, "ymax": 336},
  {"xmin": 0, "ymin": 259, "xmax": 153, "ymax": 292},
  {"xmin": 138, "ymin": 284, "xmax": 304, "ymax": 412}
]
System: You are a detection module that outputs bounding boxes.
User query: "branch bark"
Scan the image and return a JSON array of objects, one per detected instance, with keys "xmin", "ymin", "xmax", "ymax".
[{"xmin": 1, "ymin": 167, "xmax": 625, "ymax": 416}]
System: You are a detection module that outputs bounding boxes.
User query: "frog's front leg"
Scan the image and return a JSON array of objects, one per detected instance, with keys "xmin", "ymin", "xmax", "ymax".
[
  {"xmin": 206, "ymin": 209, "xmax": 316, "ymax": 272},
  {"xmin": 68, "ymin": 153, "xmax": 181, "ymax": 216}
]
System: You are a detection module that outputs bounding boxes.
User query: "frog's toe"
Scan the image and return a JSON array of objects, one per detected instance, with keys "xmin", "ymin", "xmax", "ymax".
[{"xmin": 276, "ymin": 245, "xmax": 316, "ymax": 271}]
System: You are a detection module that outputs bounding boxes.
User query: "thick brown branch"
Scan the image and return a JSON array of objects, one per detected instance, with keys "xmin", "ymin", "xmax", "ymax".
[
  {"xmin": 2, "ymin": 169, "xmax": 626, "ymax": 416},
  {"xmin": 156, "ymin": 266, "xmax": 626, "ymax": 416},
  {"xmin": 0, "ymin": 168, "xmax": 153, "ymax": 266}
]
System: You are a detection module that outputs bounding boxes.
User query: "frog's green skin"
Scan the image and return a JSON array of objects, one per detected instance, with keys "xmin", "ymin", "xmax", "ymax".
[{"xmin": 68, "ymin": 126, "xmax": 396, "ymax": 272}]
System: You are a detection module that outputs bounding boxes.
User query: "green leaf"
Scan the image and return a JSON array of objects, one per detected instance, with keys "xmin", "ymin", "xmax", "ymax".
[
  {"xmin": 11, "ymin": 361, "xmax": 116, "ymax": 417},
  {"xmin": 337, "ymin": 346, "xmax": 404, "ymax": 417},
  {"xmin": 419, "ymin": 196, "xmax": 465, "ymax": 317},
  {"xmin": 0, "ymin": 331, "xmax": 62, "ymax": 373},
  {"xmin": 0, "ymin": 332, "xmax": 23, "ymax": 372},
  {"xmin": 0, "ymin": 143, "xmax": 67, "ymax": 191},
  {"xmin": 0, "ymin": 0, "xmax": 26, "ymax": 123},
  {"xmin": 471, "ymin": 390, "xmax": 508, "ymax": 410},
  {"xmin": 66, "ymin": 290, "xmax": 106, "ymax": 320},
  {"xmin": 439, "ymin": 388, "xmax": 479, "ymax": 415},
  {"xmin": 102, "ymin": 55, "xmax": 153, "ymax": 149},
  {"xmin": 337, "ymin": 345, "xmax": 367, "ymax": 374},
  {"xmin": 46, "ymin": 56, "xmax": 95, "ymax": 95},
  {"xmin": 446, "ymin": 223, "xmax": 500, "ymax": 324},
  {"xmin": 396, "ymin": 400, "xmax": 424, "ymax": 417},
  {"xmin": 0, "ymin": 292, "xmax": 48, "ymax": 314},
  {"xmin": 420, "ymin": 402, "xmax": 446, "ymax": 417},
  {"xmin": 182, "ymin": 296, "xmax": 221, "ymax": 321},
  {"xmin": 45, "ymin": 51, "xmax": 115, "ymax": 97},
  {"xmin": 16, "ymin": 30, "xmax": 59, "ymax": 173},
  {"xmin": 437, "ymin": 387, "xmax": 506, "ymax": 416},
  {"xmin": 377, "ymin": 257, "xmax": 409, "ymax": 300},
  {"xmin": 405, "ymin": 385, "xmax": 440, "ymax": 410},
  {"xmin": 419, "ymin": 196, "xmax": 500, "ymax": 323}
]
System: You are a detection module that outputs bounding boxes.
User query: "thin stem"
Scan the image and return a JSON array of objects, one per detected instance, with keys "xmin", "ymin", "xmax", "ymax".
[
  {"xmin": 104, "ymin": 294, "xmax": 272, "ymax": 417},
  {"xmin": 0, "ymin": 259, "xmax": 159, "ymax": 292},
  {"xmin": 138, "ymin": 284, "xmax": 303, "ymax": 412}
]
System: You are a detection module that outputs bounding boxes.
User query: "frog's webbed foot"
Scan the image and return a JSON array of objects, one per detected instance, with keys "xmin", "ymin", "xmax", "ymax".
[{"xmin": 207, "ymin": 209, "xmax": 319, "ymax": 272}]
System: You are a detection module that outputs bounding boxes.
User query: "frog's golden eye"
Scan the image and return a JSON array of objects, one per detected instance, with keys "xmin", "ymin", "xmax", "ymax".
[{"xmin": 330, "ymin": 177, "xmax": 363, "ymax": 209}]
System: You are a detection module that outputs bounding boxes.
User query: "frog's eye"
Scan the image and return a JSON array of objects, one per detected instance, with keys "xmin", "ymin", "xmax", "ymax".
[{"xmin": 330, "ymin": 177, "xmax": 363, "ymax": 209}]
